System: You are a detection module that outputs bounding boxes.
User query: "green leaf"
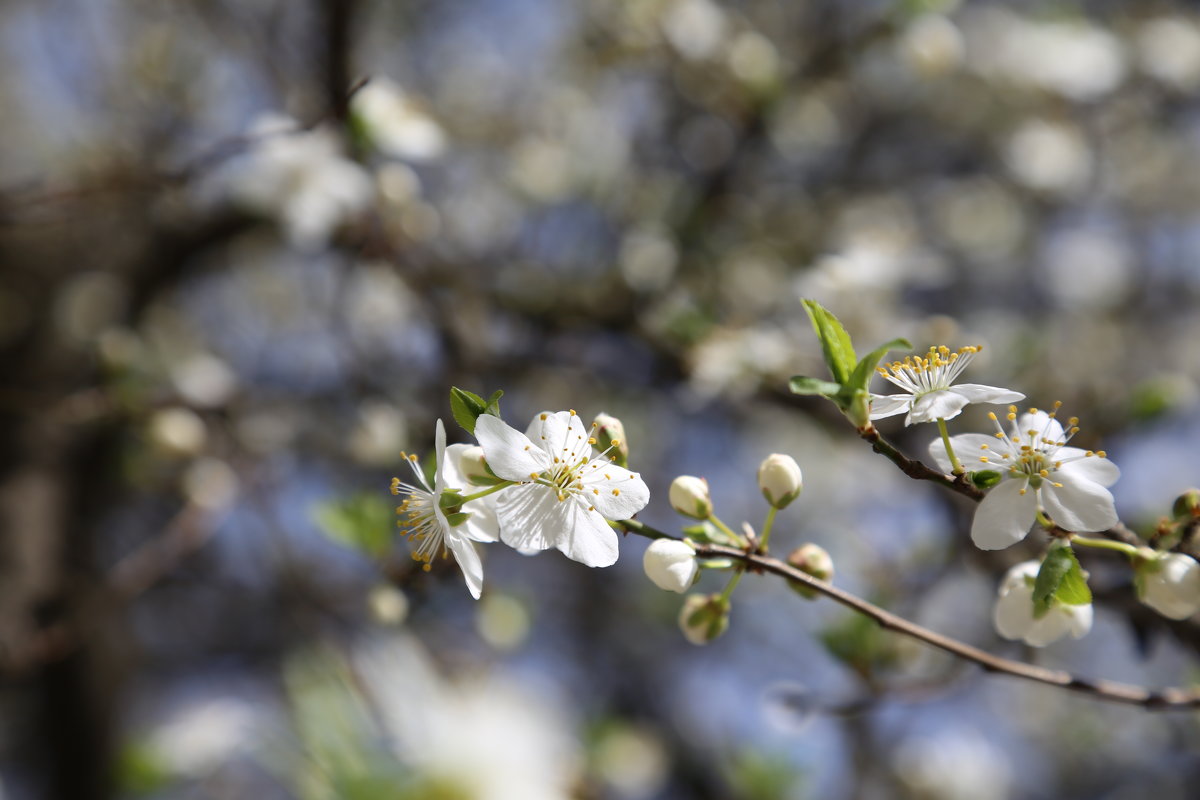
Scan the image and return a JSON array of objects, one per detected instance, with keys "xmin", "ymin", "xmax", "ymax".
[
  {"xmin": 802, "ymin": 299, "xmax": 857, "ymax": 385},
  {"xmin": 1032, "ymin": 545, "xmax": 1091, "ymax": 617},
  {"xmin": 846, "ymin": 337, "xmax": 911, "ymax": 397},
  {"xmin": 788, "ymin": 375, "xmax": 842, "ymax": 397},
  {"xmin": 970, "ymin": 470, "xmax": 1002, "ymax": 489},
  {"xmin": 484, "ymin": 389, "xmax": 504, "ymax": 417},
  {"xmin": 449, "ymin": 387, "xmax": 488, "ymax": 434},
  {"xmin": 313, "ymin": 493, "xmax": 394, "ymax": 557}
]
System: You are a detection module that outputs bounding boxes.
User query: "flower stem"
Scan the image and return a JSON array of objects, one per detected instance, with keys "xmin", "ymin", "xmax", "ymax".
[
  {"xmin": 1072, "ymin": 535, "xmax": 1141, "ymax": 558},
  {"xmin": 758, "ymin": 506, "xmax": 778, "ymax": 553},
  {"xmin": 458, "ymin": 482, "xmax": 515, "ymax": 503},
  {"xmin": 936, "ymin": 417, "xmax": 963, "ymax": 475},
  {"xmin": 719, "ymin": 566, "xmax": 744, "ymax": 602},
  {"xmin": 708, "ymin": 513, "xmax": 744, "ymax": 546}
]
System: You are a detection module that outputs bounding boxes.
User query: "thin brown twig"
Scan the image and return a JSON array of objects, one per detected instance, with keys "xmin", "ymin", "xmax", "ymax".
[{"xmin": 617, "ymin": 520, "xmax": 1200, "ymax": 710}]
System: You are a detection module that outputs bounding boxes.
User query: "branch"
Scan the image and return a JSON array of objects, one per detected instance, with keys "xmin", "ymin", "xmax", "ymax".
[
  {"xmin": 618, "ymin": 521, "xmax": 1200, "ymax": 710},
  {"xmin": 861, "ymin": 428, "xmax": 1144, "ymax": 547},
  {"xmin": 700, "ymin": 542, "xmax": 1200, "ymax": 710}
]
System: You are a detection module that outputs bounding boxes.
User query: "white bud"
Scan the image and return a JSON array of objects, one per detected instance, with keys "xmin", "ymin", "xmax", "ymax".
[
  {"xmin": 678, "ymin": 593, "xmax": 729, "ymax": 645},
  {"xmin": 786, "ymin": 543, "xmax": 833, "ymax": 599},
  {"xmin": 757, "ymin": 453, "xmax": 803, "ymax": 509},
  {"xmin": 456, "ymin": 444, "xmax": 492, "ymax": 484},
  {"xmin": 669, "ymin": 475, "xmax": 712, "ymax": 519},
  {"xmin": 592, "ymin": 412, "xmax": 629, "ymax": 467},
  {"xmin": 1139, "ymin": 553, "xmax": 1200, "ymax": 620},
  {"xmin": 992, "ymin": 561, "xmax": 1093, "ymax": 647},
  {"xmin": 643, "ymin": 539, "xmax": 699, "ymax": 593},
  {"xmin": 148, "ymin": 407, "xmax": 207, "ymax": 457}
]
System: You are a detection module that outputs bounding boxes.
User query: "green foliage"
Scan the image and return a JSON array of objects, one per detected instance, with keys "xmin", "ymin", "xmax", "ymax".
[
  {"xmin": 725, "ymin": 750, "xmax": 803, "ymax": 800},
  {"xmin": 792, "ymin": 300, "xmax": 910, "ymax": 427},
  {"xmin": 116, "ymin": 742, "xmax": 172, "ymax": 797},
  {"xmin": 1033, "ymin": 544, "xmax": 1092, "ymax": 617},
  {"xmin": 802, "ymin": 299, "xmax": 857, "ymax": 385},
  {"xmin": 970, "ymin": 470, "xmax": 1003, "ymax": 489},
  {"xmin": 313, "ymin": 493, "xmax": 394, "ymax": 557},
  {"xmin": 819, "ymin": 611, "xmax": 899, "ymax": 677},
  {"xmin": 449, "ymin": 387, "xmax": 503, "ymax": 435}
]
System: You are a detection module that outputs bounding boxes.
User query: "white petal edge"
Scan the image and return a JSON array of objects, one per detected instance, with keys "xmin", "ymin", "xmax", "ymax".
[
  {"xmin": 474, "ymin": 414, "xmax": 549, "ymax": 481},
  {"xmin": 908, "ymin": 389, "xmax": 970, "ymax": 425},
  {"xmin": 971, "ymin": 479, "xmax": 1037, "ymax": 550},
  {"xmin": 868, "ymin": 393, "xmax": 911, "ymax": 420},
  {"xmin": 445, "ymin": 534, "xmax": 484, "ymax": 599},
  {"xmin": 1040, "ymin": 475, "xmax": 1118, "ymax": 533}
]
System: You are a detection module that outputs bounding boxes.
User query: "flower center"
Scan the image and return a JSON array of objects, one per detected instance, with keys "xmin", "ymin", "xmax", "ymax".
[
  {"xmin": 391, "ymin": 452, "xmax": 445, "ymax": 571},
  {"xmin": 980, "ymin": 403, "xmax": 1107, "ymax": 495},
  {"xmin": 876, "ymin": 345, "xmax": 981, "ymax": 395}
]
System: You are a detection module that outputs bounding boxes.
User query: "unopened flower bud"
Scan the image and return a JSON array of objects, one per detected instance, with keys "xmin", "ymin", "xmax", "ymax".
[
  {"xmin": 992, "ymin": 561, "xmax": 1092, "ymax": 647},
  {"xmin": 669, "ymin": 476, "xmax": 712, "ymax": 519},
  {"xmin": 456, "ymin": 444, "xmax": 495, "ymax": 485},
  {"xmin": 1172, "ymin": 489, "xmax": 1200, "ymax": 521},
  {"xmin": 786, "ymin": 543, "xmax": 834, "ymax": 599},
  {"xmin": 758, "ymin": 454, "xmax": 803, "ymax": 509},
  {"xmin": 1138, "ymin": 553, "xmax": 1200, "ymax": 620},
  {"xmin": 643, "ymin": 539, "xmax": 699, "ymax": 593},
  {"xmin": 678, "ymin": 593, "xmax": 729, "ymax": 645},
  {"xmin": 592, "ymin": 412, "xmax": 629, "ymax": 468}
]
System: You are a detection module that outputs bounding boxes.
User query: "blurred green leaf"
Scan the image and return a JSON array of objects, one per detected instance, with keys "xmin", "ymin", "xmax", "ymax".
[
  {"xmin": 313, "ymin": 493, "xmax": 394, "ymax": 557},
  {"xmin": 726, "ymin": 749, "xmax": 802, "ymax": 800},
  {"xmin": 449, "ymin": 387, "xmax": 489, "ymax": 435},
  {"xmin": 117, "ymin": 741, "xmax": 172, "ymax": 797},
  {"xmin": 1033, "ymin": 544, "xmax": 1091, "ymax": 617},
  {"xmin": 802, "ymin": 299, "xmax": 857, "ymax": 384},
  {"xmin": 787, "ymin": 375, "xmax": 842, "ymax": 397},
  {"xmin": 819, "ymin": 611, "xmax": 898, "ymax": 676}
]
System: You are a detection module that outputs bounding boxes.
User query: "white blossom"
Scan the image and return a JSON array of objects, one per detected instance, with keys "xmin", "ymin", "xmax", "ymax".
[
  {"xmin": 871, "ymin": 345, "xmax": 1023, "ymax": 426},
  {"xmin": 757, "ymin": 453, "xmax": 803, "ymax": 509},
  {"xmin": 350, "ymin": 77, "xmax": 446, "ymax": 161},
  {"xmin": 391, "ymin": 420, "xmax": 498, "ymax": 598},
  {"xmin": 224, "ymin": 114, "xmax": 372, "ymax": 249},
  {"xmin": 1138, "ymin": 553, "xmax": 1200, "ymax": 620},
  {"xmin": 643, "ymin": 539, "xmax": 699, "ymax": 593},
  {"xmin": 474, "ymin": 411, "xmax": 650, "ymax": 568},
  {"xmin": 993, "ymin": 560, "xmax": 1093, "ymax": 647},
  {"xmin": 668, "ymin": 475, "xmax": 712, "ymax": 519},
  {"xmin": 932, "ymin": 406, "xmax": 1120, "ymax": 550}
]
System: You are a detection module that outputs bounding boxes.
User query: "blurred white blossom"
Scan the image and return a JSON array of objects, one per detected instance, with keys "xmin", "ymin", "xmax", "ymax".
[
  {"xmin": 224, "ymin": 114, "xmax": 372, "ymax": 249},
  {"xmin": 351, "ymin": 77, "xmax": 446, "ymax": 161}
]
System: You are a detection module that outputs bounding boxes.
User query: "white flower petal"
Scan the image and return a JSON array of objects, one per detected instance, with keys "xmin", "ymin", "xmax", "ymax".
[
  {"xmin": 475, "ymin": 414, "xmax": 549, "ymax": 481},
  {"xmin": 1062, "ymin": 603, "xmax": 1093, "ymax": 639},
  {"xmin": 971, "ymin": 479, "xmax": 1037, "ymax": 549},
  {"xmin": 552, "ymin": 498, "xmax": 620, "ymax": 567},
  {"xmin": 433, "ymin": 419, "xmax": 448, "ymax": 493},
  {"xmin": 1024, "ymin": 611, "xmax": 1072, "ymax": 647},
  {"xmin": 908, "ymin": 389, "xmax": 970, "ymax": 424},
  {"xmin": 580, "ymin": 462, "xmax": 650, "ymax": 519},
  {"xmin": 868, "ymin": 393, "xmax": 911, "ymax": 420},
  {"xmin": 1040, "ymin": 475, "xmax": 1118, "ymax": 532},
  {"xmin": 1055, "ymin": 453, "xmax": 1120, "ymax": 488},
  {"xmin": 993, "ymin": 584, "xmax": 1036, "ymax": 640},
  {"xmin": 1016, "ymin": 411, "xmax": 1064, "ymax": 444},
  {"xmin": 531, "ymin": 411, "xmax": 589, "ymax": 460},
  {"xmin": 948, "ymin": 384, "xmax": 1025, "ymax": 405},
  {"xmin": 445, "ymin": 534, "xmax": 484, "ymax": 599},
  {"xmin": 462, "ymin": 499, "xmax": 500, "ymax": 543},
  {"xmin": 495, "ymin": 483, "xmax": 563, "ymax": 553},
  {"xmin": 928, "ymin": 433, "xmax": 994, "ymax": 474}
]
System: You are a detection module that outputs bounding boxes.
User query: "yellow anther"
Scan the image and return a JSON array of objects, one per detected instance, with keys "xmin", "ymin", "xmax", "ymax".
[
  {"xmin": 979, "ymin": 456, "xmax": 989, "ymax": 463},
  {"xmin": 1085, "ymin": 451, "xmax": 1094, "ymax": 457},
  {"xmin": 1019, "ymin": 488, "xmax": 1027, "ymax": 495},
  {"xmin": 604, "ymin": 473, "xmax": 611, "ymax": 480},
  {"xmin": 588, "ymin": 437, "xmax": 597, "ymax": 444},
  {"xmin": 569, "ymin": 409, "xmax": 576, "ymax": 416},
  {"xmin": 612, "ymin": 489, "xmax": 620, "ymax": 496},
  {"xmin": 524, "ymin": 445, "xmax": 530, "ymax": 450},
  {"xmin": 408, "ymin": 453, "xmax": 419, "ymax": 462},
  {"xmin": 529, "ymin": 472, "xmax": 539, "ymax": 480},
  {"xmin": 588, "ymin": 505, "xmax": 595, "ymax": 511},
  {"xmin": 1097, "ymin": 450, "xmax": 1106, "ymax": 458},
  {"xmin": 593, "ymin": 488, "xmax": 600, "ymax": 495},
  {"xmin": 1053, "ymin": 482, "xmax": 1063, "ymax": 488},
  {"xmin": 422, "ymin": 563, "xmax": 431, "ymax": 572},
  {"xmin": 540, "ymin": 413, "xmax": 548, "ymax": 420},
  {"xmin": 1039, "ymin": 469, "xmax": 1049, "ymax": 478},
  {"xmin": 1008, "ymin": 405, "xmax": 1018, "ymax": 413}
]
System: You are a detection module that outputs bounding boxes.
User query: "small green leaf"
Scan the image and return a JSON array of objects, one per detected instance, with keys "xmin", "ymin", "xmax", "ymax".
[
  {"xmin": 484, "ymin": 389, "xmax": 504, "ymax": 417},
  {"xmin": 1032, "ymin": 545, "xmax": 1091, "ymax": 617},
  {"xmin": 444, "ymin": 511, "xmax": 473, "ymax": 527},
  {"xmin": 970, "ymin": 470, "xmax": 1002, "ymax": 489},
  {"xmin": 802, "ymin": 299, "xmax": 857, "ymax": 385},
  {"xmin": 846, "ymin": 337, "xmax": 912, "ymax": 397},
  {"xmin": 449, "ymin": 387, "xmax": 488, "ymax": 434},
  {"xmin": 313, "ymin": 493, "xmax": 394, "ymax": 557},
  {"xmin": 788, "ymin": 375, "xmax": 842, "ymax": 397}
]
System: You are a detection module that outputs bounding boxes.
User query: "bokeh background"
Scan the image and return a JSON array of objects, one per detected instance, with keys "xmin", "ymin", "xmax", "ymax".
[{"xmin": 3, "ymin": 0, "xmax": 1200, "ymax": 797}]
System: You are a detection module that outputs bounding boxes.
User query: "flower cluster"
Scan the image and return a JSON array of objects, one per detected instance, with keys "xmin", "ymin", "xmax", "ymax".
[{"xmin": 391, "ymin": 410, "xmax": 650, "ymax": 598}]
